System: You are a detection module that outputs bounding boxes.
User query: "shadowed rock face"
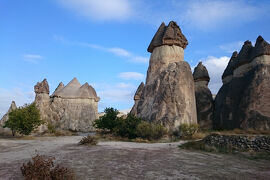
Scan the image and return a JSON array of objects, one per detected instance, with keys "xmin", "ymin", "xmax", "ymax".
[
  {"xmin": 214, "ymin": 36, "xmax": 270, "ymax": 130},
  {"xmin": 193, "ymin": 62, "xmax": 213, "ymax": 129},
  {"xmin": 132, "ymin": 21, "xmax": 197, "ymax": 129},
  {"xmin": 147, "ymin": 21, "xmax": 188, "ymax": 53},
  {"xmin": 34, "ymin": 78, "xmax": 100, "ymax": 132}
]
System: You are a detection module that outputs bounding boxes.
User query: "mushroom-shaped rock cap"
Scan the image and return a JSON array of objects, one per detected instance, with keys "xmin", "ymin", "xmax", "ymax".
[
  {"xmin": 251, "ymin": 35, "xmax": 270, "ymax": 59},
  {"xmin": 147, "ymin": 21, "xmax": 188, "ymax": 53},
  {"xmin": 34, "ymin": 78, "xmax": 49, "ymax": 94},
  {"xmin": 234, "ymin": 40, "xmax": 253, "ymax": 69},
  {"xmin": 222, "ymin": 51, "xmax": 238, "ymax": 79},
  {"xmin": 134, "ymin": 82, "xmax": 144, "ymax": 100},
  {"xmin": 78, "ymin": 83, "xmax": 100, "ymax": 102},
  {"xmin": 51, "ymin": 82, "xmax": 65, "ymax": 97},
  {"xmin": 193, "ymin": 62, "xmax": 210, "ymax": 82}
]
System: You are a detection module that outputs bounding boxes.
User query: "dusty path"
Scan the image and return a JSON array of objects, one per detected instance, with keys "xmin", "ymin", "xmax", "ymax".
[{"xmin": 0, "ymin": 136, "xmax": 269, "ymax": 180}]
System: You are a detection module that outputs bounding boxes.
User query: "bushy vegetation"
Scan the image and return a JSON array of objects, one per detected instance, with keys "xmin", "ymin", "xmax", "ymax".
[
  {"xmin": 94, "ymin": 107, "xmax": 167, "ymax": 140},
  {"xmin": 21, "ymin": 154, "xmax": 75, "ymax": 180},
  {"xmin": 136, "ymin": 121, "xmax": 167, "ymax": 140},
  {"xmin": 79, "ymin": 135, "xmax": 98, "ymax": 145},
  {"xmin": 178, "ymin": 123, "xmax": 199, "ymax": 139},
  {"xmin": 4, "ymin": 103, "xmax": 43, "ymax": 136},
  {"xmin": 93, "ymin": 107, "xmax": 119, "ymax": 132}
]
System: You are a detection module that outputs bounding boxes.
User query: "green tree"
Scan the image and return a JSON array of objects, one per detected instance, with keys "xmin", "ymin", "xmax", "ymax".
[
  {"xmin": 4, "ymin": 103, "xmax": 43, "ymax": 136},
  {"xmin": 93, "ymin": 107, "xmax": 119, "ymax": 132}
]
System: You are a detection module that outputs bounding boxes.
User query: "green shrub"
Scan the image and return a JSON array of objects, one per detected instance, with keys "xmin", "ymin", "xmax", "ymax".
[
  {"xmin": 79, "ymin": 135, "xmax": 98, "ymax": 145},
  {"xmin": 179, "ymin": 123, "xmax": 199, "ymax": 138},
  {"xmin": 136, "ymin": 121, "xmax": 167, "ymax": 140},
  {"xmin": 114, "ymin": 114, "xmax": 142, "ymax": 139},
  {"xmin": 4, "ymin": 103, "xmax": 43, "ymax": 136},
  {"xmin": 47, "ymin": 122, "xmax": 56, "ymax": 134},
  {"xmin": 21, "ymin": 154, "xmax": 75, "ymax": 180},
  {"xmin": 93, "ymin": 107, "xmax": 119, "ymax": 132}
]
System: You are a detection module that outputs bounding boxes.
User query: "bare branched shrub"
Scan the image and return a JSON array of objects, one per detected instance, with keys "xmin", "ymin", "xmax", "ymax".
[
  {"xmin": 21, "ymin": 154, "xmax": 75, "ymax": 180},
  {"xmin": 79, "ymin": 135, "xmax": 98, "ymax": 145}
]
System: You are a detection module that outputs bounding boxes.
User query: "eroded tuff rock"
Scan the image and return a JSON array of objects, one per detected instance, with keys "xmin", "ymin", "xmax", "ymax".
[
  {"xmin": 0, "ymin": 101, "xmax": 17, "ymax": 126},
  {"xmin": 147, "ymin": 21, "xmax": 188, "ymax": 53},
  {"xmin": 34, "ymin": 79, "xmax": 49, "ymax": 94},
  {"xmin": 130, "ymin": 82, "xmax": 144, "ymax": 115},
  {"xmin": 34, "ymin": 78, "xmax": 99, "ymax": 132},
  {"xmin": 132, "ymin": 21, "xmax": 197, "ymax": 129},
  {"xmin": 214, "ymin": 36, "xmax": 270, "ymax": 130},
  {"xmin": 193, "ymin": 62, "xmax": 213, "ymax": 129}
]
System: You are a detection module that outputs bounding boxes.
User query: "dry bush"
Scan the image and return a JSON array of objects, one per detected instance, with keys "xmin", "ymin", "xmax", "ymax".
[
  {"xmin": 79, "ymin": 135, "xmax": 98, "ymax": 145},
  {"xmin": 21, "ymin": 154, "xmax": 75, "ymax": 180}
]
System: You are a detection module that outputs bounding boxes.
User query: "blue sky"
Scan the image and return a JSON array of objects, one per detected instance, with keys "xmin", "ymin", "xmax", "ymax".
[{"xmin": 1, "ymin": 0, "xmax": 270, "ymax": 116}]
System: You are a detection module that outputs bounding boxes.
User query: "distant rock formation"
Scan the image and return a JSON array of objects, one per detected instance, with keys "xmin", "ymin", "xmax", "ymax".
[
  {"xmin": 0, "ymin": 101, "xmax": 17, "ymax": 127},
  {"xmin": 131, "ymin": 21, "xmax": 197, "ymax": 129},
  {"xmin": 214, "ymin": 36, "xmax": 270, "ymax": 130},
  {"xmin": 193, "ymin": 62, "xmax": 213, "ymax": 129},
  {"xmin": 35, "ymin": 78, "xmax": 100, "ymax": 132}
]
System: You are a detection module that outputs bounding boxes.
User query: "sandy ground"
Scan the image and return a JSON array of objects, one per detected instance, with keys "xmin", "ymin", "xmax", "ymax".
[{"xmin": 0, "ymin": 136, "xmax": 270, "ymax": 180}]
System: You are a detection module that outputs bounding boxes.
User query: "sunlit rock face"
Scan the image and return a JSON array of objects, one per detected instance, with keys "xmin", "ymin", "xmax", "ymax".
[
  {"xmin": 214, "ymin": 36, "xmax": 270, "ymax": 130},
  {"xmin": 131, "ymin": 21, "xmax": 197, "ymax": 129},
  {"xmin": 34, "ymin": 78, "xmax": 100, "ymax": 132},
  {"xmin": 193, "ymin": 62, "xmax": 213, "ymax": 129}
]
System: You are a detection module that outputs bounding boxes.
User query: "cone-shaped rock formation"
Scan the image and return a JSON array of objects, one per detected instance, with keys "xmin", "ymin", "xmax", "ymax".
[
  {"xmin": 131, "ymin": 21, "xmax": 197, "ymax": 129},
  {"xmin": 214, "ymin": 36, "xmax": 270, "ymax": 130},
  {"xmin": 193, "ymin": 62, "xmax": 213, "ymax": 129}
]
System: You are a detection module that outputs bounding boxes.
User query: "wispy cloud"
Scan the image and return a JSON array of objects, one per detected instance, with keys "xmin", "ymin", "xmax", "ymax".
[
  {"xmin": 193, "ymin": 56, "xmax": 230, "ymax": 94},
  {"xmin": 22, "ymin": 54, "xmax": 43, "ymax": 64},
  {"xmin": 57, "ymin": 0, "xmax": 133, "ymax": 21},
  {"xmin": 53, "ymin": 35, "xmax": 149, "ymax": 64},
  {"xmin": 219, "ymin": 41, "xmax": 244, "ymax": 53},
  {"xmin": 118, "ymin": 72, "xmax": 145, "ymax": 80}
]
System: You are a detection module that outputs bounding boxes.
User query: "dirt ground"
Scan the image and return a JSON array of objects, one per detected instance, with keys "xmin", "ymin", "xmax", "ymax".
[{"xmin": 0, "ymin": 136, "xmax": 269, "ymax": 180}]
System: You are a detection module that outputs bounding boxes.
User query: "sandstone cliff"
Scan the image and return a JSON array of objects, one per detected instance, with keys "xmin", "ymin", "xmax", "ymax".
[
  {"xmin": 214, "ymin": 36, "xmax": 270, "ymax": 130},
  {"xmin": 131, "ymin": 21, "xmax": 197, "ymax": 129}
]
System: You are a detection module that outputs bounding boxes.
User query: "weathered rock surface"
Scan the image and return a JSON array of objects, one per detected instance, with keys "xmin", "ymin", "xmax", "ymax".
[
  {"xmin": 214, "ymin": 36, "xmax": 270, "ymax": 130},
  {"xmin": 34, "ymin": 78, "xmax": 99, "ymax": 132},
  {"xmin": 0, "ymin": 101, "xmax": 17, "ymax": 126},
  {"xmin": 34, "ymin": 79, "xmax": 49, "ymax": 94},
  {"xmin": 130, "ymin": 82, "xmax": 144, "ymax": 115},
  {"xmin": 193, "ymin": 62, "xmax": 213, "ymax": 129},
  {"xmin": 132, "ymin": 21, "xmax": 197, "ymax": 129}
]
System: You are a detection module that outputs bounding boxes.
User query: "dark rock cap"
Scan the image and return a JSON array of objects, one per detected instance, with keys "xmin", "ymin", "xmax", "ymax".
[
  {"xmin": 222, "ymin": 51, "xmax": 238, "ymax": 79},
  {"xmin": 134, "ymin": 82, "xmax": 144, "ymax": 100},
  {"xmin": 193, "ymin": 62, "xmax": 210, "ymax": 82},
  {"xmin": 251, "ymin": 35, "xmax": 270, "ymax": 59},
  {"xmin": 234, "ymin": 40, "xmax": 253, "ymax": 69},
  {"xmin": 147, "ymin": 21, "xmax": 188, "ymax": 53},
  {"xmin": 34, "ymin": 79, "xmax": 49, "ymax": 94}
]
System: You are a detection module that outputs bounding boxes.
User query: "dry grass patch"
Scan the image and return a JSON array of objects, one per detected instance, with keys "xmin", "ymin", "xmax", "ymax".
[{"xmin": 79, "ymin": 135, "xmax": 98, "ymax": 145}]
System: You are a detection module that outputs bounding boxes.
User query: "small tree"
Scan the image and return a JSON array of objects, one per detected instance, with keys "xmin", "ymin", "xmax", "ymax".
[
  {"xmin": 93, "ymin": 107, "xmax": 119, "ymax": 132},
  {"xmin": 4, "ymin": 103, "xmax": 43, "ymax": 136}
]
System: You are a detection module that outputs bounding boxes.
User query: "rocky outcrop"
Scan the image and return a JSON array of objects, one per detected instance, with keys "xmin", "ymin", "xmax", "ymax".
[
  {"xmin": 130, "ymin": 82, "xmax": 144, "ymax": 115},
  {"xmin": 214, "ymin": 36, "xmax": 270, "ymax": 130},
  {"xmin": 193, "ymin": 62, "xmax": 213, "ymax": 129},
  {"xmin": 0, "ymin": 101, "xmax": 17, "ymax": 126},
  {"xmin": 34, "ymin": 79, "xmax": 49, "ymax": 94},
  {"xmin": 35, "ymin": 78, "xmax": 100, "ymax": 132},
  {"xmin": 203, "ymin": 134, "xmax": 270, "ymax": 152},
  {"xmin": 131, "ymin": 21, "xmax": 197, "ymax": 129}
]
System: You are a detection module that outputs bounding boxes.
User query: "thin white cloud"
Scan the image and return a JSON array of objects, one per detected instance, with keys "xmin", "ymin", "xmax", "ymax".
[
  {"xmin": 194, "ymin": 56, "xmax": 230, "ymax": 94},
  {"xmin": 0, "ymin": 88, "xmax": 35, "ymax": 118},
  {"xmin": 23, "ymin": 54, "xmax": 43, "ymax": 64},
  {"xmin": 118, "ymin": 72, "xmax": 145, "ymax": 80},
  {"xmin": 57, "ymin": 0, "xmax": 132, "ymax": 21},
  {"xmin": 54, "ymin": 35, "xmax": 149, "ymax": 64},
  {"xmin": 219, "ymin": 41, "xmax": 244, "ymax": 53}
]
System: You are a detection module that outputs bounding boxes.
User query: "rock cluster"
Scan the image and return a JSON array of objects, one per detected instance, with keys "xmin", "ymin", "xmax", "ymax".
[
  {"xmin": 35, "ymin": 78, "xmax": 100, "ymax": 132},
  {"xmin": 0, "ymin": 101, "xmax": 17, "ymax": 126},
  {"xmin": 193, "ymin": 62, "xmax": 213, "ymax": 129},
  {"xmin": 204, "ymin": 134, "xmax": 270, "ymax": 152},
  {"xmin": 131, "ymin": 21, "xmax": 197, "ymax": 129},
  {"xmin": 214, "ymin": 36, "xmax": 270, "ymax": 130}
]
